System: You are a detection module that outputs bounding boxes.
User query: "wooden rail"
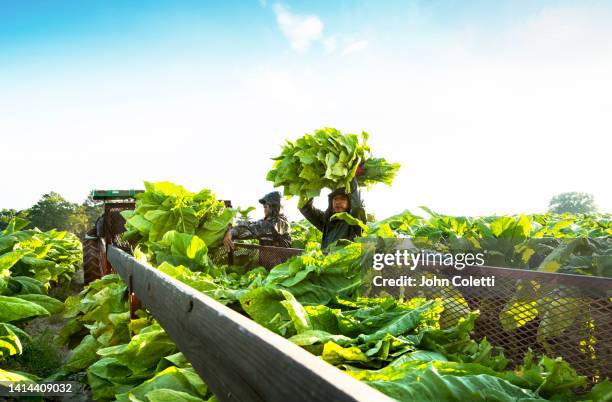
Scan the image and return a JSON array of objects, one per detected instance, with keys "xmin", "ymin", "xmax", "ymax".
[{"xmin": 107, "ymin": 246, "xmax": 392, "ymax": 402}]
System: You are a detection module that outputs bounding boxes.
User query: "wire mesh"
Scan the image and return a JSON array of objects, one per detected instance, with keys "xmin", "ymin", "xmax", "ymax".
[
  {"xmin": 212, "ymin": 243, "xmax": 610, "ymax": 388},
  {"xmin": 210, "ymin": 242, "xmax": 303, "ymax": 270},
  {"xmin": 403, "ymin": 265, "xmax": 611, "ymax": 388},
  {"xmin": 104, "ymin": 202, "xmax": 137, "ymax": 251}
]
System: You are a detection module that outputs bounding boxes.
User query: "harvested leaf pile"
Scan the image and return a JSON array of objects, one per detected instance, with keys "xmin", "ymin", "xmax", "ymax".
[{"xmin": 267, "ymin": 128, "xmax": 400, "ymax": 205}]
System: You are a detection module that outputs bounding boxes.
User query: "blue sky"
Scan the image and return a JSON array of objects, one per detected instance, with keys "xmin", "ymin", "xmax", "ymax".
[
  {"xmin": 2, "ymin": 0, "xmax": 589, "ymax": 70},
  {"xmin": 1, "ymin": 1, "xmax": 611, "ymax": 218}
]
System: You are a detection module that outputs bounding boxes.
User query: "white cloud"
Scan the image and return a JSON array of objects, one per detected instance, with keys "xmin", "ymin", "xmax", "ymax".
[
  {"xmin": 323, "ymin": 36, "xmax": 337, "ymax": 53},
  {"xmin": 2, "ymin": 2, "xmax": 611, "ymax": 216},
  {"xmin": 270, "ymin": 3, "xmax": 369, "ymax": 55},
  {"xmin": 273, "ymin": 4, "xmax": 323, "ymax": 52},
  {"xmin": 341, "ymin": 39, "xmax": 368, "ymax": 55},
  {"xmin": 502, "ymin": 3, "xmax": 612, "ymax": 61}
]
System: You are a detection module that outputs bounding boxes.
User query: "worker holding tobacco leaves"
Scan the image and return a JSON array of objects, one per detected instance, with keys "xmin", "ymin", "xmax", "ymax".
[
  {"xmin": 223, "ymin": 191, "xmax": 291, "ymax": 251},
  {"xmin": 299, "ymin": 168, "xmax": 366, "ymax": 249}
]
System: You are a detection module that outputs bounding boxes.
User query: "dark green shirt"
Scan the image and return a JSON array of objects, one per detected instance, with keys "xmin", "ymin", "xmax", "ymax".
[
  {"xmin": 299, "ymin": 179, "xmax": 366, "ymax": 249},
  {"xmin": 230, "ymin": 214, "xmax": 292, "ymax": 248}
]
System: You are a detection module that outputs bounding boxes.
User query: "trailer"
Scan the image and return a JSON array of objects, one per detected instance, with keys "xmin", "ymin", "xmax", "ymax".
[{"xmin": 92, "ymin": 199, "xmax": 611, "ymax": 400}]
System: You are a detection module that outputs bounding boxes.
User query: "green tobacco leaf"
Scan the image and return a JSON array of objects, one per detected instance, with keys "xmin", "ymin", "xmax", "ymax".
[
  {"xmin": 358, "ymin": 301, "xmax": 436, "ymax": 344},
  {"xmin": 76, "ymin": 180, "xmax": 608, "ymax": 401},
  {"xmin": 240, "ymin": 287, "xmax": 293, "ymax": 335},
  {"xmin": 499, "ymin": 300, "xmax": 538, "ymax": 332},
  {"xmin": 237, "ymin": 206, "xmax": 256, "ymax": 221},
  {"xmin": 81, "ymin": 285, "xmax": 128, "ymax": 323},
  {"xmin": 97, "ymin": 324, "xmax": 177, "ymax": 373},
  {"xmin": 490, "ymin": 215, "xmax": 531, "ymax": 240},
  {"xmin": 156, "ymin": 262, "xmax": 218, "ymax": 291},
  {"xmin": 145, "ymin": 389, "xmax": 206, "ymax": 402},
  {"xmin": 167, "ymin": 231, "xmax": 207, "ymax": 259},
  {"xmin": 114, "ymin": 367, "xmax": 207, "ymax": 402},
  {"xmin": 280, "ymin": 291, "xmax": 312, "ymax": 333},
  {"xmin": 331, "ymin": 212, "xmax": 369, "ymax": 232},
  {"xmin": 0, "ymin": 250, "xmax": 29, "ymax": 271},
  {"xmin": 0, "ymin": 295, "xmax": 50, "ymax": 321},
  {"xmin": 322, "ymin": 341, "xmax": 369, "ymax": 365},
  {"xmin": 363, "ymin": 366, "xmax": 547, "ymax": 402},
  {"xmin": 502, "ymin": 352, "xmax": 587, "ymax": 398},
  {"xmin": 536, "ymin": 297, "xmax": 584, "ymax": 342},
  {"xmin": 581, "ymin": 379, "xmax": 612, "ymax": 402},
  {"xmin": 197, "ymin": 208, "xmax": 236, "ymax": 248},
  {"xmin": 264, "ymin": 244, "xmax": 363, "ymax": 306},
  {"xmin": 0, "ymin": 322, "xmax": 23, "ymax": 358},
  {"xmin": 87, "ymin": 356, "xmax": 152, "ymax": 400},
  {"xmin": 15, "ymin": 294, "xmax": 64, "ymax": 315},
  {"xmin": 359, "ymin": 158, "xmax": 400, "ymax": 187},
  {"xmin": 266, "ymin": 128, "xmax": 399, "ymax": 200},
  {"xmin": 536, "ymin": 239, "xmax": 583, "ymax": 273},
  {"xmin": 8, "ymin": 276, "xmax": 45, "ymax": 294},
  {"xmin": 2, "ymin": 218, "xmax": 29, "ymax": 234},
  {"xmin": 436, "ymin": 287, "xmax": 471, "ymax": 328},
  {"xmin": 126, "ymin": 214, "xmax": 153, "ymax": 235},
  {"xmin": 289, "ymin": 330, "xmax": 352, "ymax": 347},
  {"xmin": 155, "ymin": 352, "xmax": 190, "ymax": 373},
  {"xmin": 63, "ymin": 334, "xmax": 102, "ymax": 373},
  {"xmin": 158, "ymin": 231, "xmax": 210, "ymax": 269},
  {"xmin": 0, "ymin": 368, "xmax": 39, "ymax": 382},
  {"xmin": 391, "ymin": 350, "xmax": 449, "ymax": 363},
  {"xmin": 146, "ymin": 210, "xmax": 181, "ymax": 242},
  {"xmin": 412, "ymin": 313, "xmax": 482, "ymax": 360}
]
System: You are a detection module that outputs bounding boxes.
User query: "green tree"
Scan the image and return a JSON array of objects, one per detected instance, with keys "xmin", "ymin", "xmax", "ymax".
[
  {"xmin": 548, "ymin": 192, "xmax": 597, "ymax": 214},
  {"xmin": 27, "ymin": 192, "xmax": 79, "ymax": 232},
  {"xmin": 4, "ymin": 193, "xmax": 103, "ymax": 237},
  {"xmin": 81, "ymin": 194, "xmax": 103, "ymax": 227}
]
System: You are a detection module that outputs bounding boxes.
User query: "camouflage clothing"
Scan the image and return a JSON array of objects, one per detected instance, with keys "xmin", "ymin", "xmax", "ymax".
[
  {"xmin": 230, "ymin": 192, "xmax": 292, "ymax": 247},
  {"xmin": 299, "ymin": 178, "xmax": 366, "ymax": 249}
]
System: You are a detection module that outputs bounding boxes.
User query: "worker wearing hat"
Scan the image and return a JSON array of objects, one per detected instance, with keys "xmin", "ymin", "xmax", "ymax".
[
  {"xmin": 223, "ymin": 191, "xmax": 291, "ymax": 251},
  {"xmin": 299, "ymin": 177, "xmax": 366, "ymax": 249}
]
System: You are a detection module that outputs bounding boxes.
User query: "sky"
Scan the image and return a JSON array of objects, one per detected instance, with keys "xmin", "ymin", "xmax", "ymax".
[{"xmin": 1, "ymin": 0, "xmax": 611, "ymax": 221}]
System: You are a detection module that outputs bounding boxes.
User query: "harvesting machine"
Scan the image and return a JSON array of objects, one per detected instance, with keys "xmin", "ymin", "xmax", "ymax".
[{"xmin": 82, "ymin": 189, "xmax": 143, "ymax": 284}]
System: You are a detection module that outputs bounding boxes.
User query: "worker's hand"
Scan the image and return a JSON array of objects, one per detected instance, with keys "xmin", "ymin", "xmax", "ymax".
[
  {"xmin": 298, "ymin": 196, "xmax": 312, "ymax": 209},
  {"xmin": 355, "ymin": 163, "xmax": 365, "ymax": 177},
  {"xmin": 223, "ymin": 229, "xmax": 235, "ymax": 252}
]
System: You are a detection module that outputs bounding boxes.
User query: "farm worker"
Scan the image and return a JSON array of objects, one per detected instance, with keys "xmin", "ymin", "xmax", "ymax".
[
  {"xmin": 299, "ymin": 177, "xmax": 366, "ymax": 249},
  {"xmin": 223, "ymin": 191, "xmax": 291, "ymax": 251}
]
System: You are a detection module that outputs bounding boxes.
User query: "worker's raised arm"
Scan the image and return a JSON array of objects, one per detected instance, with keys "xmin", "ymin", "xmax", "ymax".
[
  {"xmin": 349, "ymin": 178, "xmax": 366, "ymax": 222},
  {"xmin": 298, "ymin": 197, "xmax": 326, "ymax": 231},
  {"xmin": 230, "ymin": 219, "xmax": 272, "ymax": 240}
]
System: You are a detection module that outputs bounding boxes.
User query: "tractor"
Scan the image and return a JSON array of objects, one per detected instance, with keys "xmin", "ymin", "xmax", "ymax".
[
  {"xmin": 82, "ymin": 189, "xmax": 235, "ymax": 284},
  {"xmin": 82, "ymin": 189, "xmax": 142, "ymax": 284},
  {"xmin": 82, "ymin": 189, "xmax": 301, "ymax": 318}
]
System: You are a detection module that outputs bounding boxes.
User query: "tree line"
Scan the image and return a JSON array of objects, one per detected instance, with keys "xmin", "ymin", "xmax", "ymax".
[
  {"xmin": 0, "ymin": 191, "xmax": 598, "ymax": 239},
  {"xmin": 0, "ymin": 192, "xmax": 102, "ymax": 238}
]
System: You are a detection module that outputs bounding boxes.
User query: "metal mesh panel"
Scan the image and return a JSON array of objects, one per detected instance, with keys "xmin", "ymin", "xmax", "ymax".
[
  {"xmin": 401, "ymin": 265, "xmax": 611, "ymax": 388},
  {"xmin": 208, "ymin": 242, "xmax": 612, "ymax": 388},
  {"xmin": 104, "ymin": 202, "xmax": 136, "ymax": 251},
  {"xmin": 210, "ymin": 243, "xmax": 303, "ymax": 270}
]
